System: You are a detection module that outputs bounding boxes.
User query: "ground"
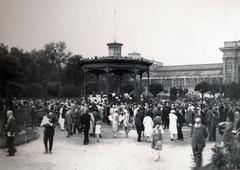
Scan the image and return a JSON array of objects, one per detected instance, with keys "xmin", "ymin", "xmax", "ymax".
[{"xmin": 0, "ymin": 124, "xmax": 215, "ymax": 170}]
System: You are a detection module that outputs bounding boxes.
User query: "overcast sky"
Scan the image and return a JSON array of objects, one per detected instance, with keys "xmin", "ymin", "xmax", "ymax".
[{"xmin": 0, "ymin": 0, "xmax": 240, "ymax": 65}]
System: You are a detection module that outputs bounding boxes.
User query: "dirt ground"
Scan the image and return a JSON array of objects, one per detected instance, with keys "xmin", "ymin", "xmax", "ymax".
[{"xmin": 0, "ymin": 125, "xmax": 214, "ymax": 170}]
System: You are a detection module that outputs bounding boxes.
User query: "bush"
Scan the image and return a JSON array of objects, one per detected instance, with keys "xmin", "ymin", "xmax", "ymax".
[
  {"xmin": 122, "ymin": 84, "xmax": 134, "ymax": 94},
  {"xmin": 170, "ymin": 87, "xmax": 178, "ymax": 101},
  {"xmin": 61, "ymin": 84, "xmax": 80, "ymax": 97},
  {"xmin": 149, "ymin": 83, "xmax": 163, "ymax": 97},
  {"xmin": 85, "ymin": 82, "xmax": 97, "ymax": 95},
  {"xmin": 7, "ymin": 81, "xmax": 25, "ymax": 97},
  {"xmin": 46, "ymin": 82, "xmax": 60, "ymax": 97},
  {"xmin": 194, "ymin": 81, "xmax": 210, "ymax": 101},
  {"xmin": 24, "ymin": 83, "xmax": 43, "ymax": 97}
]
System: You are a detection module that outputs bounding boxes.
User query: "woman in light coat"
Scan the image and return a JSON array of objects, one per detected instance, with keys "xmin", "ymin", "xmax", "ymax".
[
  {"xmin": 111, "ymin": 106, "xmax": 119, "ymax": 138},
  {"xmin": 169, "ymin": 109, "xmax": 178, "ymax": 141}
]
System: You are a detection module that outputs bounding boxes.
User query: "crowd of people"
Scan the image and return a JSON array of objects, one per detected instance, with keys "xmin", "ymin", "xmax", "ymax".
[{"xmin": 1, "ymin": 96, "xmax": 240, "ymax": 169}]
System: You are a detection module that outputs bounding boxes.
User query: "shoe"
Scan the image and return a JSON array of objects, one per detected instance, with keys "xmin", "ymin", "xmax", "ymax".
[
  {"xmin": 49, "ymin": 151, "xmax": 52, "ymax": 154},
  {"xmin": 44, "ymin": 151, "xmax": 48, "ymax": 154}
]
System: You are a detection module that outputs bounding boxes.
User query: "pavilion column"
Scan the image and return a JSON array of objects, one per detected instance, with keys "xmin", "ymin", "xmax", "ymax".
[
  {"xmin": 140, "ymin": 73, "xmax": 143, "ymax": 91},
  {"xmin": 83, "ymin": 68, "xmax": 86, "ymax": 97},
  {"xmin": 184, "ymin": 77, "xmax": 187, "ymax": 87},
  {"xmin": 96, "ymin": 74, "xmax": 99, "ymax": 94},
  {"xmin": 119, "ymin": 75, "xmax": 122, "ymax": 94},
  {"xmin": 147, "ymin": 71, "xmax": 150, "ymax": 100},
  {"xmin": 134, "ymin": 68, "xmax": 137, "ymax": 97},
  {"xmin": 106, "ymin": 66, "xmax": 109, "ymax": 104}
]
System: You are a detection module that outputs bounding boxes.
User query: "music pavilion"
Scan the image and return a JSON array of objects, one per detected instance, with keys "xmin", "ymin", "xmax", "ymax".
[{"xmin": 80, "ymin": 40, "xmax": 240, "ymax": 97}]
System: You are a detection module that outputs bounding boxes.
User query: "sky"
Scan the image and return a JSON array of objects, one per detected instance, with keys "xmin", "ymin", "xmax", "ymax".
[{"xmin": 0, "ymin": 0, "xmax": 240, "ymax": 65}]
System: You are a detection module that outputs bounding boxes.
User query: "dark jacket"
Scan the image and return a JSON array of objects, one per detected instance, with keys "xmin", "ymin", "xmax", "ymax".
[
  {"xmin": 81, "ymin": 113, "xmax": 91, "ymax": 129},
  {"xmin": 176, "ymin": 112, "xmax": 185, "ymax": 127},
  {"xmin": 210, "ymin": 114, "xmax": 218, "ymax": 128},
  {"xmin": 192, "ymin": 125, "xmax": 208, "ymax": 147},
  {"xmin": 223, "ymin": 122, "xmax": 234, "ymax": 145},
  {"xmin": 185, "ymin": 109, "xmax": 194, "ymax": 124},
  {"xmin": 206, "ymin": 109, "xmax": 213, "ymax": 123},
  {"xmin": 65, "ymin": 110, "xmax": 73, "ymax": 124},
  {"xmin": 6, "ymin": 116, "xmax": 17, "ymax": 136},
  {"xmin": 135, "ymin": 109, "xmax": 145, "ymax": 129},
  {"xmin": 43, "ymin": 114, "xmax": 57, "ymax": 136}
]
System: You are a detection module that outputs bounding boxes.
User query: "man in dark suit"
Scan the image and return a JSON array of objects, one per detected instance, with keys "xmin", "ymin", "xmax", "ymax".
[
  {"xmin": 41, "ymin": 111, "xmax": 57, "ymax": 154},
  {"xmin": 135, "ymin": 107, "xmax": 145, "ymax": 142},
  {"xmin": 65, "ymin": 107, "xmax": 73, "ymax": 137},
  {"xmin": 191, "ymin": 117, "xmax": 208, "ymax": 168},
  {"xmin": 6, "ymin": 110, "xmax": 17, "ymax": 156},
  {"xmin": 81, "ymin": 108, "xmax": 91, "ymax": 145}
]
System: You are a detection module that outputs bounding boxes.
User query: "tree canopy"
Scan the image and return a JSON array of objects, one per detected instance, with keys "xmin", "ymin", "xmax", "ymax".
[
  {"xmin": 194, "ymin": 81, "xmax": 210, "ymax": 101},
  {"xmin": 149, "ymin": 83, "xmax": 163, "ymax": 97}
]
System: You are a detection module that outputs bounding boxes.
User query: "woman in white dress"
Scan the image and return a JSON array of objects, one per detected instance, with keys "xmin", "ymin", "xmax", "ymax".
[
  {"xmin": 58, "ymin": 106, "xmax": 65, "ymax": 130},
  {"xmin": 169, "ymin": 110, "xmax": 178, "ymax": 141},
  {"xmin": 123, "ymin": 109, "xmax": 130, "ymax": 137},
  {"xmin": 143, "ymin": 113, "xmax": 153, "ymax": 142},
  {"xmin": 111, "ymin": 106, "xmax": 119, "ymax": 138}
]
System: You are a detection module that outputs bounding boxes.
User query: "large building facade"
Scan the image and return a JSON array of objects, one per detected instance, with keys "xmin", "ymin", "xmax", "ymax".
[{"xmin": 145, "ymin": 40, "xmax": 240, "ymax": 92}]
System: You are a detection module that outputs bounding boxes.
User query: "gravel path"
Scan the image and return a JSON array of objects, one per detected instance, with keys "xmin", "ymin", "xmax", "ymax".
[{"xmin": 0, "ymin": 125, "xmax": 214, "ymax": 170}]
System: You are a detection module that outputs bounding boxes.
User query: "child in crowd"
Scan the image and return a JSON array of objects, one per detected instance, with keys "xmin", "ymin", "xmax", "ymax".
[
  {"xmin": 95, "ymin": 121, "xmax": 101, "ymax": 142},
  {"xmin": 151, "ymin": 123, "xmax": 164, "ymax": 162}
]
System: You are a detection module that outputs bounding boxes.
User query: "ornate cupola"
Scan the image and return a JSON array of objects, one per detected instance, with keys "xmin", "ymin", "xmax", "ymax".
[{"xmin": 107, "ymin": 42, "xmax": 123, "ymax": 57}]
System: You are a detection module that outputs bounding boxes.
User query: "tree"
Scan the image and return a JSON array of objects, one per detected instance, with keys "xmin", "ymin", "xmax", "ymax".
[
  {"xmin": 224, "ymin": 82, "xmax": 240, "ymax": 99},
  {"xmin": 0, "ymin": 45, "xmax": 28, "ymax": 98},
  {"xmin": 46, "ymin": 82, "xmax": 61, "ymax": 97},
  {"xmin": 44, "ymin": 41, "xmax": 71, "ymax": 81},
  {"xmin": 170, "ymin": 87, "xmax": 178, "ymax": 101},
  {"xmin": 61, "ymin": 55, "xmax": 82, "ymax": 86},
  {"xmin": 177, "ymin": 87, "xmax": 184, "ymax": 98},
  {"xmin": 194, "ymin": 81, "xmax": 210, "ymax": 101},
  {"xmin": 163, "ymin": 89, "xmax": 169, "ymax": 94},
  {"xmin": 219, "ymin": 84, "xmax": 226, "ymax": 97},
  {"xmin": 24, "ymin": 83, "xmax": 43, "ymax": 97},
  {"xmin": 6, "ymin": 81, "xmax": 25, "ymax": 97},
  {"xmin": 85, "ymin": 82, "xmax": 97, "ymax": 95},
  {"xmin": 61, "ymin": 84, "xmax": 80, "ymax": 97},
  {"xmin": 122, "ymin": 84, "xmax": 135, "ymax": 94},
  {"xmin": 209, "ymin": 83, "xmax": 220, "ymax": 98},
  {"xmin": 183, "ymin": 88, "xmax": 188, "ymax": 96},
  {"xmin": 149, "ymin": 83, "xmax": 163, "ymax": 97}
]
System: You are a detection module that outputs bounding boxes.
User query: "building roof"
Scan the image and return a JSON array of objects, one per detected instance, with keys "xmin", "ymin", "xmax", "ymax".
[
  {"xmin": 153, "ymin": 63, "xmax": 223, "ymax": 71},
  {"xmin": 150, "ymin": 63, "xmax": 223, "ymax": 77}
]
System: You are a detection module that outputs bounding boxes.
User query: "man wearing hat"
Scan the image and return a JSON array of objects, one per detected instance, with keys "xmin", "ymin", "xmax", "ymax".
[
  {"xmin": 81, "ymin": 108, "xmax": 91, "ymax": 145},
  {"xmin": 135, "ymin": 107, "xmax": 145, "ymax": 142},
  {"xmin": 191, "ymin": 117, "xmax": 208, "ymax": 168},
  {"xmin": 5, "ymin": 110, "xmax": 17, "ymax": 156},
  {"xmin": 41, "ymin": 110, "xmax": 57, "ymax": 154}
]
